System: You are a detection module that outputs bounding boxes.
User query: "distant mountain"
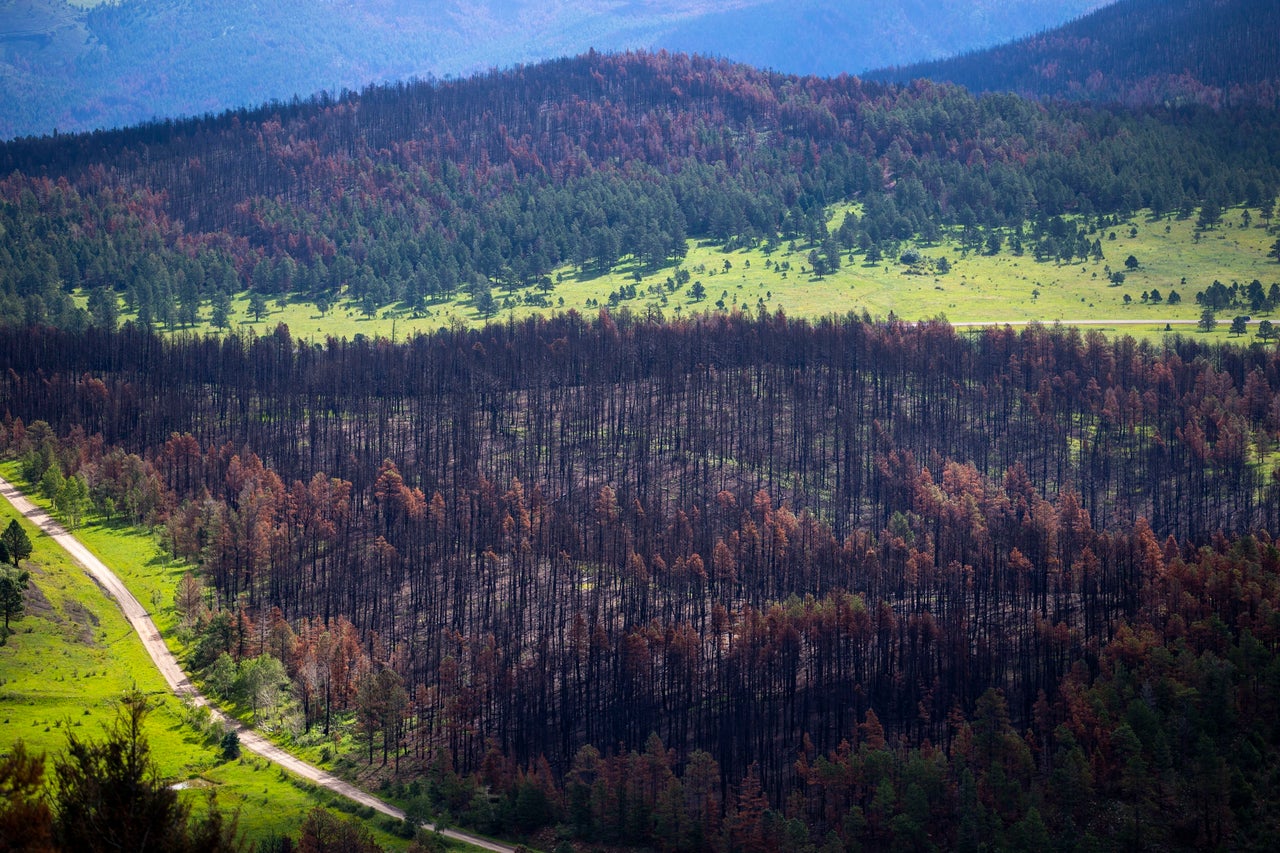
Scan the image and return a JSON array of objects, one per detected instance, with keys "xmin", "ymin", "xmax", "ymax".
[
  {"xmin": 868, "ymin": 0, "xmax": 1280, "ymax": 107},
  {"xmin": 655, "ymin": 0, "xmax": 1111, "ymax": 78},
  {"xmin": 0, "ymin": 0, "xmax": 1105, "ymax": 139}
]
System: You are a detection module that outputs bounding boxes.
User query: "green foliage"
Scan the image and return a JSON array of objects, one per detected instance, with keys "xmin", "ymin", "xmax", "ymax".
[
  {"xmin": 297, "ymin": 806, "xmax": 382, "ymax": 853},
  {"xmin": 192, "ymin": 612, "xmax": 235, "ymax": 671},
  {"xmin": 54, "ymin": 474, "xmax": 90, "ymax": 528},
  {"xmin": 0, "ymin": 477, "xmax": 380, "ymax": 849},
  {"xmin": 1199, "ymin": 307, "xmax": 1219, "ymax": 332},
  {"xmin": 1, "ymin": 519, "xmax": 32, "ymax": 568},
  {"xmin": 0, "ymin": 740, "xmax": 53, "ymax": 851},
  {"xmin": 4, "ymin": 48, "xmax": 1279, "ymax": 336},
  {"xmin": 236, "ymin": 653, "xmax": 288, "ymax": 724},
  {"xmin": 51, "ymin": 690, "xmax": 246, "ymax": 853},
  {"xmin": 208, "ymin": 651, "xmax": 239, "ymax": 699},
  {"xmin": 248, "ymin": 292, "xmax": 268, "ymax": 322},
  {"xmin": 408, "ymin": 827, "xmax": 450, "ymax": 853},
  {"xmin": 0, "ymin": 564, "xmax": 30, "ymax": 641},
  {"xmin": 220, "ymin": 730, "xmax": 241, "ymax": 761}
]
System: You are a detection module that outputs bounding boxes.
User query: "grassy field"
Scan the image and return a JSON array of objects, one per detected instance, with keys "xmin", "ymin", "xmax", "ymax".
[
  {"xmin": 0, "ymin": 472, "xmax": 468, "ymax": 850},
  {"xmin": 115, "ymin": 205, "xmax": 1280, "ymax": 345}
]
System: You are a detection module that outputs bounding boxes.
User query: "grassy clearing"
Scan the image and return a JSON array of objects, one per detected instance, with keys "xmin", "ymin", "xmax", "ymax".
[
  {"xmin": 0, "ymin": 472, "xmax": 453, "ymax": 850},
  {"xmin": 111, "ymin": 205, "xmax": 1280, "ymax": 346},
  {"xmin": 0, "ymin": 492, "xmax": 341, "ymax": 846}
]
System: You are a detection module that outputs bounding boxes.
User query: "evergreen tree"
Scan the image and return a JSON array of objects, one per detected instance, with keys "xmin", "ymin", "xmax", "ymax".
[
  {"xmin": 0, "ymin": 520, "xmax": 31, "ymax": 568},
  {"xmin": 52, "ymin": 690, "xmax": 245, "ymax": 852},
  {"xmin": 0, "ymin": 566, "xmax": 29, "ymax": 642}
]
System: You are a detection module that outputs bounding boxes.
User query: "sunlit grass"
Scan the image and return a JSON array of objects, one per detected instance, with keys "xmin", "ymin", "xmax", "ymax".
[
  {"xmin": 0, "ymin": 468, "xmax": 440, "ymax": 850},
  {"xmin": 106, "ymin": 205, "xmax": 1280, "ymax": 347}
]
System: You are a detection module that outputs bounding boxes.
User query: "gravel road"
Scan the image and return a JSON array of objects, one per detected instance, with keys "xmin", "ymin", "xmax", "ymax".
[{"xmin": 0, "ymin": 474, "xmax": 513, "ymax": 853}]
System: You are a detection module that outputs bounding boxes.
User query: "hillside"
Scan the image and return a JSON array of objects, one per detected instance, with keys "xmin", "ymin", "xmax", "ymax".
[
  {"xmin": 869, "ymin": 0, "xmax": 1280, "ymax": 107},
  {"xmin": 2, "ymin": 51, "xmax": 1278, "ymax": 333},
  {"xmin": 0, "ymin": 0, "xmax": 1106, "ymax": 139},
  {"xmin": 7, "ymin": 313, "xmax": 1280, "ymax": 850}
]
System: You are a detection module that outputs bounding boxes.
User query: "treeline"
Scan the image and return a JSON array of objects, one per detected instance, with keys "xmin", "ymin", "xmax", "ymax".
[
  {"xmin": 872, "ymin": 0, "xmax": 1280, "ymax": 108},
  {"xmin": 3, "ymin": 314, "xmax": 1280, "ymax": 849},
  {"xmin": 3, "ymin": 50, "xmax": 1280, "ymax": 328}
]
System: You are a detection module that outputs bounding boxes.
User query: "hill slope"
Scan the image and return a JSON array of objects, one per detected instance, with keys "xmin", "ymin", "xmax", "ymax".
[
  {"xmin": 2, "ymin": 47, "xmax": 1280, "ymax": 333},
  {"xmin": 2, "ymin": 51, "xmax": 1278, "ymax": 332},
  {"xmin": 0, "ymin": 0, "xmax": 1104, "ymax": 139},
  {"xmin": 868, "ymin": 0, "xmax": 1280, "ymax": 107}
]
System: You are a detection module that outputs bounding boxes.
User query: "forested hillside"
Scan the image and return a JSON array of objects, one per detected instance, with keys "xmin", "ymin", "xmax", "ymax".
[
  {"xmin": 6, "ymin": 34, "xmax": 1280, "ymax": 851},
  {"xmin": 870, "ymin": 0, "xmax": 1280, "ymax": 107},
  {"xmin": 2, "ymin": 51, "xmax": 1278, "ymax": 331},
  {"xmin": 4, "ymin": 315, "xmax": 1280, "ymax": 849}
]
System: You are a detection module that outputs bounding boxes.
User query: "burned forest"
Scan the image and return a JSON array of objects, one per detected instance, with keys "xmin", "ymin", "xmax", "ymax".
[{"xmin": 4, "ymin": 313, "xmax": 1280, "ymax": 849}]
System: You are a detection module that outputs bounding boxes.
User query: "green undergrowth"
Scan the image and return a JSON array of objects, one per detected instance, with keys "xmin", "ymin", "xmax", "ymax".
[
  {"xmin": 104, "ymin": 205, "xmax": 1280, "ymax": 346},
  {"xmin": 0, "ymin": 468, "xmax": 455, "ymax": 850}
]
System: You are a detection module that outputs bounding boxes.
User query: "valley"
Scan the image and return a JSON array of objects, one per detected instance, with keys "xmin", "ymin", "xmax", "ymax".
[{"xmin": 4, "ymin": 1, "xmax": 1280, "ymax": 850}]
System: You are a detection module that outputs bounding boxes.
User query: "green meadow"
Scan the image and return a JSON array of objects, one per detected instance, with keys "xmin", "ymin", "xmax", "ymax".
[
  {"xmin": 0, "ymin": 473, "xmax": 465, "ymax": 850},
  {"xmin": 112, "ymin": 206, "xmax": 1280, "ymax": 345}
]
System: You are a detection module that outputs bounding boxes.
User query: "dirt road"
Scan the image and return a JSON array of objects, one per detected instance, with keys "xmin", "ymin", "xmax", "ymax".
[{"xmin": 0, "ymin": 475, "xmax": 513, "ymax": 853}]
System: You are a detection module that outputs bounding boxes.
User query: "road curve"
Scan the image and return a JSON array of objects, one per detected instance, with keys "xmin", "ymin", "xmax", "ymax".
[{"xmin": 0, "ymin": 475, "xmax": 513, "ymax": 853}]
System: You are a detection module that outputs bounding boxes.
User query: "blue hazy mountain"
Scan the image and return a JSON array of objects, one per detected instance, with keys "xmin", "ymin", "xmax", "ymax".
[
  {"xmin": 654, "ymin": 0, "xmax": 1111, "ymax": 78},
  {"xmin": 0, "ymin": 0, "xmax": 1105, "ymax": 139},
  {"xmin": 867, "ymin": 0, "xmax": 1280, "ymax": 107}
]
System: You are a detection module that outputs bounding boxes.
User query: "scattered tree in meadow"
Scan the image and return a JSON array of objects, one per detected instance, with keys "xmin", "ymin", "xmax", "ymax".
[
  {"xmin": 1198, "ymin": 200, "xmax": 1223, "ymax": 230},
  {"xmin": 211, "ymin": 291, "xmax": 232, "ymax": 330},
  {"xmin": 0, "ymin": 565, "xmax": 29, "ymax": 642},
  {"xmin": 1, "ymin": 520, "xmax": 31, "ymax": 568},
  {"xmin": 219, "ymin": 730, "xmax": 241, "ymax": 761},
  {"xmin": 249, "ymin": 292, "xmax": 268, "ymax": 322}
]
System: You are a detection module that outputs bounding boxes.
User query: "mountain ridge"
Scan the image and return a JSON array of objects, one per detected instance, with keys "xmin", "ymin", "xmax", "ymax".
[
  {"xmin": 0, "ymin": 0, "xmax": 1105, "ymax": 140},
  {"xmin": 867, "ymin": 0, "xmax": 1280, "ymax": 107}
]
